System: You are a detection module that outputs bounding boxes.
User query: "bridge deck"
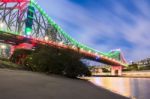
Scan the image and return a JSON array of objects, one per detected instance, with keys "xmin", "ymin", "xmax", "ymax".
[{"xmin": 0, "ymin": 31, "xmax": 125, "ymax": 66}]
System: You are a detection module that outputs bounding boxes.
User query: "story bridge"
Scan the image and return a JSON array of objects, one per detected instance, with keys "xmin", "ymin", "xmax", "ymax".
[{"xmin": 0, "ymin": 0, "xmax": 128, "ymax": 75}]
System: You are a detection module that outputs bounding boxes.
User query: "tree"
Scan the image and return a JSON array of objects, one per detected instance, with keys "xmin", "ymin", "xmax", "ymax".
[
  {"xmin": 23, "ymin": 45, "xmax": 91, "ymax": 78},
  {"xmin": 10, "ymin": 49, "xmax": 32, "ymax": 65},
  {"xmin": 128, "ymin": 63, "xmax": 138, "ymax": 71}
]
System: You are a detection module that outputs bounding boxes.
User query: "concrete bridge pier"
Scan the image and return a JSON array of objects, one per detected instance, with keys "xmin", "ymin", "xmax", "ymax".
[
  {"xmin": 10, "ymin": 43, "xmax": 34, "ymax": 64},
  {"xmin": 111, "ymin": 66, "xmax": 122, "ymax": 76},
  {"xmin": 10, "ymin": 43, "xmax": 34, "ymax": 55}
]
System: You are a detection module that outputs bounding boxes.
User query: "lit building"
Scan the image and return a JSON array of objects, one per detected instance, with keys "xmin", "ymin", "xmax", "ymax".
[{"xmin": 132, "ymin": 58, "xmax": 150, "ymax": 67}]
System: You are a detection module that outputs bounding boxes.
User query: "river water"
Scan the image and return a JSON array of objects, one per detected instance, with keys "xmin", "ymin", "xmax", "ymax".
[{"xmin": 85, "ymin": 77, "xmax": 150, "ymax": 99}]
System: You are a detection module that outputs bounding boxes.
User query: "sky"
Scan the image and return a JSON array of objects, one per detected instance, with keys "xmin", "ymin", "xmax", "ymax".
[{"xmin": 36, "ymin": 0, "xmax": 150, "ymax": 62}]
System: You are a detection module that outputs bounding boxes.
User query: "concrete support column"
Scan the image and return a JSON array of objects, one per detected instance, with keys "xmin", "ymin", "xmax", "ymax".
[
  {"xmin": 10, "ymin": 43, "xmax": 34, "ymax": 56},
  {"xmin": 111, "ymin": 66, "xmax": 122, "ymax": 76},
  {"xmin": 15, "ymin": 43, "xmax": 34, "ymax": 50},
  {"xmin": 10, "ymin": 45, "xmax": 15, "ymax": 56},
  {"xmin": 111, "ymin": 68, "xmax": 115, "ymax": 76}
]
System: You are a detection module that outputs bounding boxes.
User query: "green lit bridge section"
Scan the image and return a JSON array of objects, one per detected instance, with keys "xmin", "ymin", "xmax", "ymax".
[{"xmin": 0, "ymin": 0, "xmax": 128, "ymax": 67}]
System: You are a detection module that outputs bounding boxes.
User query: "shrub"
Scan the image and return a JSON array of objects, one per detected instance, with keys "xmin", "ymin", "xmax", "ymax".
[
  {"xmin": 10, "ymin": 49, "xmax": 32, "ymax": 65},
  {"xmin": 23, "ymin": 45, "xmax": 91, "ymax": 78}
]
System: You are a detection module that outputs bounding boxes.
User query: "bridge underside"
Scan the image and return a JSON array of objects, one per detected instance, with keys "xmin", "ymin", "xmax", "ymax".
[
  {"xmin": 0, "ymin": 0, "xmax": 127, "ymax": 67},
  {"xmin": 0, "ymin": 31, "xmax": 124, "ymax": 66}
]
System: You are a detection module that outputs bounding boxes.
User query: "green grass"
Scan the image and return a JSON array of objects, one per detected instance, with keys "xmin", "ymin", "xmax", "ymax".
[{"xmin": 0, "ymin": 59, "xmax": 22, "ymax": 69}]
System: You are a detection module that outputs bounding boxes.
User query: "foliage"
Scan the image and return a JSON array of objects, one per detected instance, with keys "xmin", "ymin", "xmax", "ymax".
[
  {"xmin": 138, "ymin": 65, "xmax": 150, "ymax": 70},
  {"xmin": 0, "ymin": 59, "xmax": 22, "ymax": 69},
  {"xmin": 22, "ymin": 45, "xmax": 91, "ymax": 78},
  {"xmin": 124, "ymin": 64, "xmax": 150, "ymax": 71},
  {"xmin": 10, "ymin": 49, "xmax": 32, "ymax": 65},
  {"xmin": 102, "ymin": 68, "xmax": 109, "ymax": 72},
  {"xmin": 128, "ymin": 63, "xmax": 139, "ymax": 71},
  {"xmin": 122, "ymin": 68, "xmax": 131, "ymax": 71},
  {"xmin": 0, "ymin": 57, "xmax": 9, "ymax": 62}
]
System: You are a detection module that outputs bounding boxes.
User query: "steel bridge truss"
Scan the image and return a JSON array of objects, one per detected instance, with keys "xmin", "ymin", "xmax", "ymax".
[
  {"xmin": 0, "ymin": 0, "xmax": 128, "ymax": 67},
  {"xmin": 0, "ymin": 1, "xmax": 71, "ymax": 44}
]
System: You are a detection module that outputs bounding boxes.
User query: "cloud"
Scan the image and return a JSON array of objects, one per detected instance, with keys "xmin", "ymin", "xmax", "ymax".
[{"xmin": 36, "ymin": 0, "xmax": 150, "ymax": 62}]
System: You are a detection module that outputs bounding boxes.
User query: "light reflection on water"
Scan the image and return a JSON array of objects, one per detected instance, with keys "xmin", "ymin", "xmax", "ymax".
[{"xmin": 85, "ymin": 77, "xmax": 150, "ymax": 99}]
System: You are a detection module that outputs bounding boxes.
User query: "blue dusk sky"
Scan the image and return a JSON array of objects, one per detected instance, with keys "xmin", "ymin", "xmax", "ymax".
[{"xmin": 36, "ymin": 0, "xmax": 150, "ymax": 62}]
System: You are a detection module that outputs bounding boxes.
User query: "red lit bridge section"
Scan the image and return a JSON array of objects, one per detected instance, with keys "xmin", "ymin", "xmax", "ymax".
[
  {"xmin": 0, "ymin": 0, "xmax": 27, "ymax": 2},
  {"xmin": 0, "ymin": 0, "xmax": 128, "ymax": 67}
]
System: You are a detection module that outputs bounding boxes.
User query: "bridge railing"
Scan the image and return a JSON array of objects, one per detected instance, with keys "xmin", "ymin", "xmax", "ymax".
[{"xmin": 0, "ymin": 0, "xmax": 128, "ymax": 67}]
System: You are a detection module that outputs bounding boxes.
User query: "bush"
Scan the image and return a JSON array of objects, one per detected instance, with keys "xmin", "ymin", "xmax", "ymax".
[
  {"xmin": 139, "ymin": 65, "xmax": 150, "ymax": 70},
  {"xmin": 23, "ymin": 45, "xmax": 91, "ymax": 78},
  {"xmin": 128, "ymin": 64, "xmax": 139, "ymax": 71},
  {"xmin": 10, "ymin": 49, "xmax": 32, "ymax": 65},
  {"xmin": 0, "ymin": 57, "xmax": 9, "ymax": 62},
  {"xmin": 102, "ymin": 68, "xmax": 109, "ymax": 72}
]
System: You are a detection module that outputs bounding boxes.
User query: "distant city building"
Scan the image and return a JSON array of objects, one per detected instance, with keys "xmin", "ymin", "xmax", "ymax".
[
  {"xmin": 132, "ymin": 58, "xmax": 150, "ymax": 67},
  {"xmin": 89, "ymin": 65, "xmax": 110, "ymax": 75},
  {"xmin": 0, "ymin": 43, "xmax": 11, "ymax": 58},
  {"xmin": 90, "ymin": 67, "xmax": 103, "ymax": 74}
]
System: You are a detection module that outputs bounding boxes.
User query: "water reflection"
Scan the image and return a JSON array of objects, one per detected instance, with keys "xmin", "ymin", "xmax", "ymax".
[{"xmin": 85, "ymin": 77, "xmax": 150, "ymax": 99}]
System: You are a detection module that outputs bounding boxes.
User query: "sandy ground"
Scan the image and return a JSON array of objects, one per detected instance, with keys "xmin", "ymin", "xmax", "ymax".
[{"xmin": 0, "ymin": 69, "xmax": 129, "ymax": 99}]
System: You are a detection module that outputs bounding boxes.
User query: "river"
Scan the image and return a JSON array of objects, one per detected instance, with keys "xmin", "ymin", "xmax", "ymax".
[{"xmin": 84, "ymin": 77, "xmax": 150, "ymax": 99}]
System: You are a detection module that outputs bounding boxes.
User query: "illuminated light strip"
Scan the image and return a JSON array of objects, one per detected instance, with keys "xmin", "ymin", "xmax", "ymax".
[
  {"xmin": 1, "ymin": 2, "xmax": 117, "ymax": 60},
  {"xmin": 0, "ymin": 30, "xmax": 128, "ymax": 67},
  {"xmin": 3, "ymin": 0, "xmax": 108, "ymax": 60},
  {"xmin": 0, "ymin": 0, "xmax": 29, "ymax": 2},
  {"xmin": 0, "ymin": 0, "xmax": 128, "ymax": 67},
  {"xmin": 30, "ymin": 0, "xmax": 108, "ymax": 57}
]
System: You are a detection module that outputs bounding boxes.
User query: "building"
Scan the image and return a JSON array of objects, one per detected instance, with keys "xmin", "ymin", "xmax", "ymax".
[
  {"xmin": 89, "ymin": 65, "xmax": 110, "ymax": 75},
  {"xmin": 133, "ymin": 58, "xmax": 150, "ymax": 67}
]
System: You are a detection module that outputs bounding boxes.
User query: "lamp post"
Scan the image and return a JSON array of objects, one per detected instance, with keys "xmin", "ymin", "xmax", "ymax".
[
  {"xmin": 44, "ymin": 36, "xmax": 49, "ymax": 41},
  {"xmin": 0, "ymin": 45, "xmax": 6, "ymax": 57},
  {"xmin": 0, "ymin": 21, "xmax": 5, "ymax": 30}
]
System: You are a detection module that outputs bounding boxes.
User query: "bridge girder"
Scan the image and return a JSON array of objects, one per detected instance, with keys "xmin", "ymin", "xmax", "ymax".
[
  {"xmin": 0, "ymin": 1, "xmax": 71, "ymax": 45},
  {"xmin": 0, "ymin": 0, "xmax": 128, "ymax": 67}
]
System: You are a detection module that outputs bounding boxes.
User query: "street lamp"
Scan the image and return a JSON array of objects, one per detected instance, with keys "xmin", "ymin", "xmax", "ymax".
[
  {"xmin": 0, "ymin": 44, "xmax": 6, "ymax": 57},
  {"xmin": 59, "ymin": 42, "xmax": 63, "ymax": 45},
  {"xmin": 0, "ymin": 22, "xmax": 4, "ymax": 29},
  {"xmin": 44, "ymin": 36, "xmax": 49, "ymax": 41},
  {"xmin": 1, "ymin": 45, "xmax": 6, "ymax": 49}
]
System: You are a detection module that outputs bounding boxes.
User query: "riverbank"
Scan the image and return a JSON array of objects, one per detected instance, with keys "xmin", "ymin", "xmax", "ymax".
[
  {"xmin": 122, "ymin": 71, "xmax": 150, "ymax": 78},
  {"xmin": 91, "ymin": 70, "xmax": 150, "ymax": 78},
  {"xmin": 82, "ymin": 76, "xmax": 150, "ymax": 99},
  {"xmin": 0, "ymin": 68, "xmax": 129, "ymax": 99}
]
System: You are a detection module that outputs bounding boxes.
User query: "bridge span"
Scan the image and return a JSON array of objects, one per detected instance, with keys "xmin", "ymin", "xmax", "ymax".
[{"xmin": 0, "ymin": 0, "xmax": 128, "ymax": 75}]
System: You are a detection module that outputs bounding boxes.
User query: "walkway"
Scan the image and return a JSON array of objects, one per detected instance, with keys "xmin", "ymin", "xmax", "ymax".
[{"xmin": 0, "ymin": 69, "xmax": 129, "ymax": 99}]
